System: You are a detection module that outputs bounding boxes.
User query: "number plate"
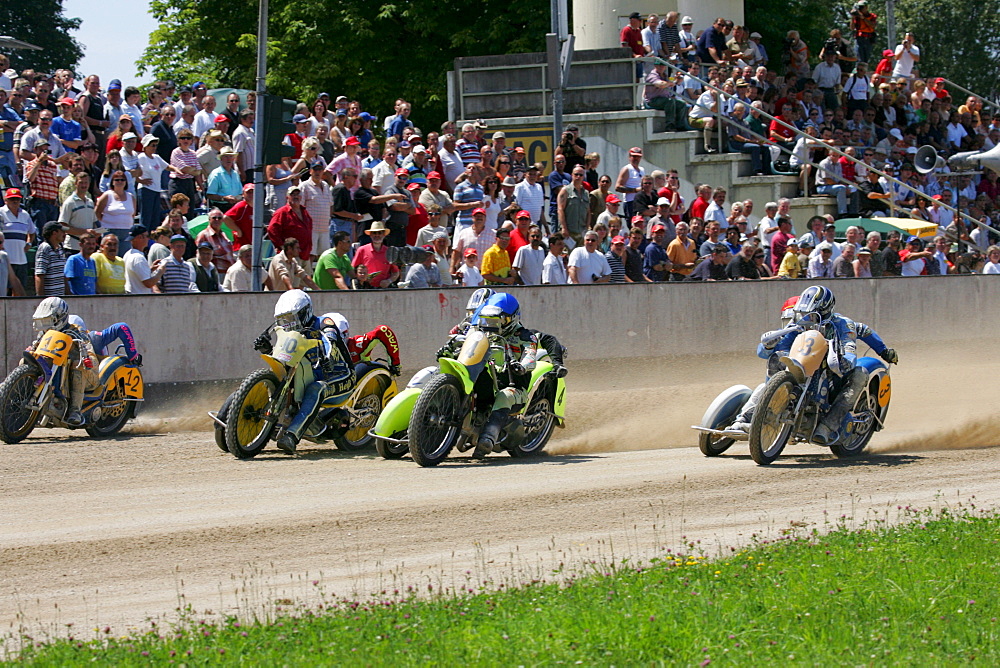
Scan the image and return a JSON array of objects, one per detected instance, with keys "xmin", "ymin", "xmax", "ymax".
[{"xmin": 36, "ymin": 330, "xmax": 73, "ymax": 365}]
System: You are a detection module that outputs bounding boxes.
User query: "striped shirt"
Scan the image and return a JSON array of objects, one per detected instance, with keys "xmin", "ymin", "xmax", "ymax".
[
  {"xmin": 25, "ymin": 159, "xmax": 60, "ymax": 201},
  {"xmin": 453, "ymin": 180, "xmax": 484, "ymax": 229},
  {"xmin": 455, "ymin": 139, "xmax": 481, "ymax": 165},
  {"xmin": 158, "ymin": 255, "xmax": 198, "ymax": 293},
  {"xmin": 0, "ymin": 205, "xmax": 33, "ymax": 265},
  {"xmin": 606, "ymin": 251, "xmax": 627, "ymax": 283},
  {"xmin": 301, "ymin": 179, "xmax": 333, "ymax": 234},
  {"xmin": 34, "ymin": 242, "xmax": 67, "ymax": 296},
  {"xmin": 170, "ymin": 147, "xmax": 200, "ymax": 180}
]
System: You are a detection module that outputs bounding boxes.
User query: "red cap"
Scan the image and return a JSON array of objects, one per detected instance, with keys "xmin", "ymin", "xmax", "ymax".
[
  {"xmin": 214, "ymin": 114, "xmax": 228, "ymax": 123},
  {"xmin": 344, "ymin": 136, "xmax": 361, "ymax": 146},
  {"xmin": 406, "ymin": 182, "xmax": 423, "ymax": 191},
  {"xmin": 513, "ymin": 146, "xmax": 525, "ymax": 153},
  {"xmin": 394, "ymin": 167, "xmax": 410, "ymax": 177},
  {"xmin": 515, "ymin": 210, "xmax": 531, "ymax": 219},
  {"xmin": 427, "ymin": 171, "xmax": 442, "ymax": 180},
  {"xmin": 605, "ymin": 194, "xmax": 621, "ymax": 204},
  {"xmin": 242, "ymin": 183, "xmax": 255, "ymax": 192},
  {"xmin": 422, "ymin": 244, "xmax": 435, "ymax": 252},
  {"xmin": 629, "ymin": 146, "xmax": 643, "ymax": 156},
  {"xmin": 631, "ymin": 214, "xmax": 645, "ymax": 223},
  {"xmin": 651, "ymin": 223, "xmax": 666, "ymax": 232},
  {"xmin": 472, "ymin": 207, "xmax": 487, "ymax": 216},
  {"xmin": 611, "ymin": 235, "xmax": 626, "ymax": 244},
  {"xmin": 58, "ymin": 97, "xmax": 75, "ymax": 106},
  {"xmin": 934, "ymin": 77, "xmax": 945, "ymax": 84},
  {"xmin": 464, "ymin": 247, "xmax": 478, "ymax": 257},
  {"xmin": 932, "ymin": 194, "xmax": 942, "ymax": 200},
  {"xmin": 4, "ymin": 188, "xmax": 23, "ymax": 199}
]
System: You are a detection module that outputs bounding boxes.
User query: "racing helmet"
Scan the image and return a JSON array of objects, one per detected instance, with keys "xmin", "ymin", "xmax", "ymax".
[
  {"xmin": 465, "ymin": 288, "xmax": 495, "ymax": 315},
  {"xmin": 320, "ymin": 312, "xmax": 350, "ymax": 337},
  {"xmin": 485, "ymin": 292, "xmax": 521, "ymax": 336},
  {"xmin": 780, "ymin": 295, "xmax": 799, "ymax": 328},
  {"xmin": 32, "ymin": 297, "xmax": 69, "ymax": 333},
  {"xmin": 273, "ymin": 289, "xmax": 313, "ymax": 331},
  {"xmin": 793, "ymin": 285, "xmax": 835, "ymax": 320},
  {"xmin": 68, "ymin": 314, "xmax": 87, "ymax": 331}
]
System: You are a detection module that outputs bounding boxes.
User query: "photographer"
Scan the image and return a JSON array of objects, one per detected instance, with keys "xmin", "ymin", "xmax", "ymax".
[
  {"xmin": 24, "ymin": 138, "xmax": 66, "ymax": 234},
  {"xmin": 555, "ymin": 125, "xmax": 586, "ymax": 172},
  {"xmin": 892, "ymin": 32, "xmax": 920, "ymax": 88},
  {"xmin": 850, "ymin": 0, "xmax": 878, "ymax": 65}
]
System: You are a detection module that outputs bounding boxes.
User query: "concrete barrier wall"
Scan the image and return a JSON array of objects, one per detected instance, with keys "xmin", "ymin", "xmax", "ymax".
[{"xmin": 2, "ymin": 276, "xmax": 996, "ymax": 385}]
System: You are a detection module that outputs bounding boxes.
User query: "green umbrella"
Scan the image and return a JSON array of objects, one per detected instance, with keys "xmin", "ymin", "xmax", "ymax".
[
  {"xmin": 185, "ymin": 214, "xmax": 234, "ymax": 241},
  {"xmin": 833, "ymin": 216, "xmax": 937, "ymax": 240}
]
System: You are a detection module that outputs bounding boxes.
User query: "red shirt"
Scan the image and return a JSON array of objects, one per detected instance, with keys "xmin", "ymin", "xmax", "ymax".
[
  {"xmin": 224, "ymin": 200, "xmax": 253, "ymax": 250},
  {"xmin": 508, "ymin": 226, "xmax": 531, "ymax": 262},
  {"xmin": 283, "ymin": 132, "xmax": 304, "ymax": 160},
  {"xmin": 769, "ymin": 115, "xmax": 796, "ymax": 141},
  {"xmin": 620, "ymin": 26, "xmax": 643, "ymax": 56},
  {"xmin": 689, "ymin": 196, "xmax": 710, "ymax": 221},
  {"xmin": 406, "ymin": 202, "xmax": 428, "ymax": 246},
  {"xmin": 351, "ymin": 243, "xmax": 398, "ymax": 288},
  {"xmin": 658, "ymin": 187, "xmax": 683, "ymax": 223},
  {"xmin": 267, "ymin": 204, "xmax": 312, "ymax": 258},
  {"xmin": 25, "ymin": 159, "xmax": 60, "ymax": 200}
]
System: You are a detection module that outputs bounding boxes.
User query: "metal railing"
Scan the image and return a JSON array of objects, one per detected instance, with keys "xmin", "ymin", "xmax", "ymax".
[{"xmin": 655, "ymin": 57, "xmax": 994, "ymax": 251}]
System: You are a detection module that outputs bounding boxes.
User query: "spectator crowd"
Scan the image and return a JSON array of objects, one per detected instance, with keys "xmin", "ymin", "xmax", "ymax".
[{"xmin": 1, "ymin": 6, "xmax": 999, "ymax": 301}]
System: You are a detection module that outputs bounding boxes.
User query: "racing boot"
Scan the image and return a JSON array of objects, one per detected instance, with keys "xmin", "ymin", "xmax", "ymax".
[
  {"xmin": 729, "ymin": 382, "xmax": 766, "ymax": 433},
  {"xmin": 279, "ymin": 382, "xmax": 327, "ymax": 454},
  {"xmin": 66, "ymin": 369, "xmax": 85, "ymax": 427},
  {"xmin": 813, "ymin": 370, "xmax": 865, "ymax": 444},
  {"xmin": 473, "ymin": 408, "xmax": 510, "ymax": 459},
  {"xmin": 276, "ymin": 431, "xmax": 299, "ymax": 454}
]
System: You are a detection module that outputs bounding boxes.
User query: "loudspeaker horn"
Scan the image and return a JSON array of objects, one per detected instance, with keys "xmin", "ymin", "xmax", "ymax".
[
  {"xmin": 948, "ymin": 142, "xmax": 1000, "ymax": 174},
  {"xmin": 914, "ymin": 145, "xmax": 945, "ymax": 174}
]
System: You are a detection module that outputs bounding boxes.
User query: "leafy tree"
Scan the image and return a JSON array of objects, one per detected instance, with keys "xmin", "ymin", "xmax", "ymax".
[
  {"xmin": 141, "ymin": 0, "xmax": 549, "ymax": 129},
  {"xmin": 744, "ymin": 0, "xmax": 844, "ymax": 71},
  {"xmin": 0, "ymin": 0, "xmax": 83, "ymax": 74}
]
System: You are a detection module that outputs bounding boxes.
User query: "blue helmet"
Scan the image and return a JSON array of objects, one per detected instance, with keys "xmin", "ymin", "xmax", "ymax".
[
  {"xmin": 485, "ymin": 292, "xmax": 521, "ymax": 336},
  {"xmin": 794, "ymin": 285, "xmax": 835, "ymax": 319}
]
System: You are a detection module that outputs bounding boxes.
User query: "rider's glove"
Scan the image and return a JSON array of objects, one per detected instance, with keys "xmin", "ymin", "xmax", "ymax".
[
  {"xmin": 509, "ymin": 362, "xmax": 526, "ymax": 376},
  {"xmin": 130, "ymin": 354, "xmax": 143, "ymax": 367},
  {"xmin": 435, "ymin": 345, "xmax": 452, "ymax": 359},
  {"xmin": 389, "ymin": 363, "xmax": 401, "ymax": 377},
  {"xmin": 879, "ymin": 348, "xmax": 898, "ymax": 365},
  {"xmin": 253, "ymin": 333, "xmax": 273, "ymax": 354}
]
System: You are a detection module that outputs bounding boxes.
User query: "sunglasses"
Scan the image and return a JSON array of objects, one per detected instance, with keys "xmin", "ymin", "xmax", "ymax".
[
  {"xmin": 112, "ymin": 178, "xmax": 126, "ymax": 183},
  {"xmin": 428, "ymin": 213, "xmax": 442, "ymax": 217},
  {"xmin": 210, "ymin": 216, "xmax": 223, "ymax": 220}
]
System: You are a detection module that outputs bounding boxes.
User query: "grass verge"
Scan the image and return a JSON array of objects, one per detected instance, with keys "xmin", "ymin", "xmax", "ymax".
[{"xmin": 10, "ymin": 504, "xmax": 1000, "ymax": 665}]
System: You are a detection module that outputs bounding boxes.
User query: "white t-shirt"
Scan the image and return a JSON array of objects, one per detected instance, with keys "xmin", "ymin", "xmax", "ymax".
[
  {"xmin": 892, "ymin": 44, "xmax": 920, "ymax": 78},
  {"xmin": 689, "ymin": 90, "xmax": 716, "ymax": 120},
  {"xmin": 458, "ymin": 263, "xmax": 483, "ymax": 287},
  {"xmin": 124, "ymin": 248, "xmax": 153, "ymax": 294},
  {"xmin": 137, "ymin": 153, "xmax": 169, "ymax": 192},
  {"xmin": 567, "ymin": 247, "xmax": 611, "ymax": 284},
  {"xmin": 512, "ymin": 245, "xmax": 546, "ymax": 285},
  {"xmin": 757, "ymin": 216, "xmax": 778, "ymax": 248},
  {"xmin": 982, "ymin": 261, "xmax": 1000, "ymax": 274}
]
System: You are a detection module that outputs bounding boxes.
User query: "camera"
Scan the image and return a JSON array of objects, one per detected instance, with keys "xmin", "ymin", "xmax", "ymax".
[{"xmin": 824, "ymin": 38, "xmax": 839, "ymax": 54}]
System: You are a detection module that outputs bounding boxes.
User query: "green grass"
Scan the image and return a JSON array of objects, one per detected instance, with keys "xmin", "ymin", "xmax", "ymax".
[{"xmin": 10, "ymin": 505, "xmax": 1000, "ymax": 665}]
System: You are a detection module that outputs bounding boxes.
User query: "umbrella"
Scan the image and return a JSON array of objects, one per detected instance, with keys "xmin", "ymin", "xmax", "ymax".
[{"xmin": 833, "ymin": 217, "xmax": 937, "ymax": 240}]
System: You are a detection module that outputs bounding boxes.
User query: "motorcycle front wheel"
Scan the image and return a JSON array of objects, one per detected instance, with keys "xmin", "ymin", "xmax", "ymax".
[
  {"xmin": 508, "ymin": 382, "xmax": 556, "ymax": 457},
  {"xmin": 0, "ymin": 365, "xmax": 44, "ymax": 444},
  {"xmin": 226, "ymin": 369, "xmax": 281, "ymax": 460},
  {"xmin": 334, "ymin": 369, "xmax": 392, "ymax": 451},
  {"xmin": 748, "ymin": 371, "xmax": 797, "ymax": 466},
  {"xmin": 85, "ymin": 380, "xmax": 135, "ymax": 438},
  {"xmin": 408, "ymin": 373, "xmax": 464, "ymax": 467}
]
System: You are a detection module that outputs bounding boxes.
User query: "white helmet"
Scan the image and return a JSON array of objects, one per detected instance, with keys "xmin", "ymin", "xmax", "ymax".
[
  {"xmin": 320, "ymin": 312, "xmax": 349, "ymax": 337},
  {"xmin": 33, "ymin": 297, "xmax": 69, "ymax": 333},
  {"xmin": 273, "ymin": 289, "xmax": 313, "ymax": 331},
  {"xmin": 68, "ymin": 314, "xmax": 87, "ymax": 331},
  {"xmin": 465, "ymin": 288, "xmax": 495, "ymax": 315}
]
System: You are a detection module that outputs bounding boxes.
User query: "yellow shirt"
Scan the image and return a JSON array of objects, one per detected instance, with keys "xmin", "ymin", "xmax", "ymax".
[
  {"xmin": 93, "ymin": 253, "xmax": 126, "ymax": 294},
  {"xmin": 480, "ymin": 244, "xmax": 511, "ymax": 284},
  {"xmin": 778, "ymin": 251, "xmax": 801, "ymax": 278}
]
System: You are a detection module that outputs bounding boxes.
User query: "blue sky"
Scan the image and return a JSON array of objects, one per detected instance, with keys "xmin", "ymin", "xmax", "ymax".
[{"xmin": 63, "ymin": 0, "xmax": 158, "ymax": 89}]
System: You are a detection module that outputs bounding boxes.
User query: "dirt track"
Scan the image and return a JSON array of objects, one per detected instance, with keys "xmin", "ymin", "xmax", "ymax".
[{"xmin": 2, "ymin": 346, "xmax": 999, "ymax": 642}]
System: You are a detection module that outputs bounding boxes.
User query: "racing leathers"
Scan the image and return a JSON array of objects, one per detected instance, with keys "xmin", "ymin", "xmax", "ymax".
[
  {"xmin": 255, "ymin": 316, "xmax": 355, "ymax": 451},
  {"xmin": 443, "ymin": 316, "xmax": 566, "ymax": 373},
  {"xmin": 345, "ymin": 324, "xmax": 401, "ymax": 376},
  {"xmin": 735, "ymin": 313, "xmax": 894, "ymax": 442},
  {"xmin": 475, "ymin": 325, "xmax": 540, "ymax": 457},
  {"xmin": 28, "ymin": 323, "xmax": 98, "ymax": 427}
]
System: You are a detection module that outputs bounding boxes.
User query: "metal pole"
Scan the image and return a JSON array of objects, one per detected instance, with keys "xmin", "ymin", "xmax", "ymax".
[
  {"xmin": 885, "ymin": 0, "xmax": 896, "ymax": 56},
  {"xmin": 547, "ymin": 33, "xmax": 563, "ymax": 152},
  {"xmin": 250, "ymin": 0, "xmax": 268, "ymax": 292}
]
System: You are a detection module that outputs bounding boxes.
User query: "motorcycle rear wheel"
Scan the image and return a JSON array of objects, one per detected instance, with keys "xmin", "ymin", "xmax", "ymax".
[
  {"xmin": 85, "ymin": 381, "xmax": 135, "ymax": 438},
  {"xmin": 830, "ymin": 387, "xmax": 877, "ymax": 458},
  {"xmin": 0, "ymin": 365, "xmax": 44, "ymax": 444},
  {"xmin": 335, "ymin": 369, "xmax": 391, "ymax": 451},
  {"xmin": 226, "ymin": 369, "xmax": 281, "ymax": 460},
  {"xmin": 408, "ymin": 373, "xmax": 463, "ymax": 467},
  {"xmin": 508, "ymin": 382, "xmax": 556, "ymax": 457},
  {"xmin": 748, "ymin": 371, "xmax": 797, "ymax": 466},
  {"xmin": 214, "ymin": 392, "xmax": 236, "ymax": 452}
]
